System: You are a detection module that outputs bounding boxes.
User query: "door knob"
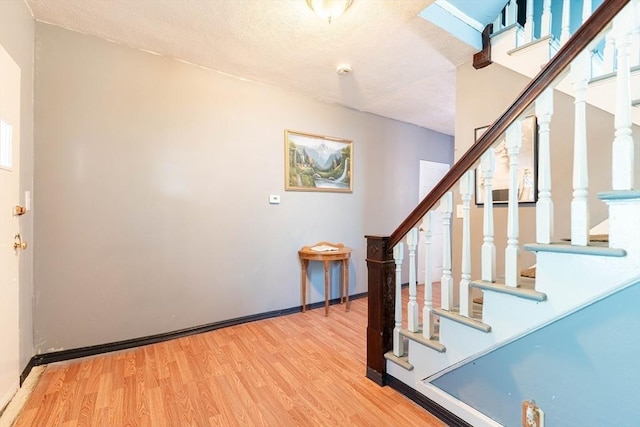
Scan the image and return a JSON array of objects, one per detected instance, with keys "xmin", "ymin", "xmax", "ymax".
[{"xmin": 13, "ymin": 233, "xmax": 27, "ymax": 250}]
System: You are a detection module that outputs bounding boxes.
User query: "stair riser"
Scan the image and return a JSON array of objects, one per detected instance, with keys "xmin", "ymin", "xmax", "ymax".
[
  {"xmin": 481, "ymin": 293, "xmax": 552, "ymax": 339},
  {"xmin": 534, "ymin": 252, "xmax": 638, "ymax": 313},
  {"xmin": 606, "ymin": 200, "xmax": 640, "ymax": 257},
  {"xmin": 492, "ymin": 32, "xmax": 557, "ymax": 82},
  {"xmin": 401, "ymin": 337, "xmax": 481, "ymax": 382}
]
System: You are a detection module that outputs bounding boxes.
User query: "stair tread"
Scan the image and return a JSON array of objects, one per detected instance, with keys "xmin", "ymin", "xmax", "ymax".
[
  {"xmin": 471, "ymin": 279, "xmax": 547, "ymax": 302},
  {"xmin": 384, "ymin": 351, "xmax": 414, "ymax": 371},
  {"xmin": 598, "ymin": 190, "xmax": 640, "ymax": 201},
  {"xmin": 506, "ymin": 33, "xmax": 556, "ymax": 56},
  {"xmin": 432, "ymin": 307, "xmax": 491, "ymax": 333},
  {"xmin": 560, "ymin": 234, "xmax": 609, "ymax": 243},
  {"xmin": 399, "ymin": 328, "xmax": 446, "ymax": 353},
  {"xmin": 524, "ymin": 242, "xmax": 626, "ymax": 257}
]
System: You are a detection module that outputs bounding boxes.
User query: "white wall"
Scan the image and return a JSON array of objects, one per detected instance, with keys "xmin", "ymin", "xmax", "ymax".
[
  {"xmin": 0, "ymin": 0, "xmax": 34, "ymax": 373},
  {"xmin": 33, "ymin": 23, "xmax": 454, "ymax": 353}
]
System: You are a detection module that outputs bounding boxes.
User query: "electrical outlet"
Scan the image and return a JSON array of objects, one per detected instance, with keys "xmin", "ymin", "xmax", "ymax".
[{"xmin": 521, "ymin": 400, "xmax": 544, "ymax": 427}]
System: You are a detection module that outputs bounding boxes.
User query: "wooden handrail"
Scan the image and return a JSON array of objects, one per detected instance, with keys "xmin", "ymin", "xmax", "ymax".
[{"xmin": 388, "ymin": 0, "xmax": 629, "ymax": 248}]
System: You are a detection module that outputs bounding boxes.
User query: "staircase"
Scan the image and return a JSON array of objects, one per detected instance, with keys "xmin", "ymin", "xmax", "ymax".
[{"xmin": 365, "ymin": 1, "xmax": 639, "ymax": 426}]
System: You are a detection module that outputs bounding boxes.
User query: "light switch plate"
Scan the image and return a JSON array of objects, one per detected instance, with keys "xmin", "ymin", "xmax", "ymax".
[
  {"xmin": 456, "ymin": 204, "xmax": 464, "ymax": 219},
  {"xmin": 269, "ymin": 195, "xmax": 280, "ymax": 204}
]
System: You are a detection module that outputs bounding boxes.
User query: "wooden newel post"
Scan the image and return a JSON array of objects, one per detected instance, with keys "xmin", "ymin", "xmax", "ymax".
[{"xmin": 365, "ymin": 235, "xmax": 395, "ymax": 386}]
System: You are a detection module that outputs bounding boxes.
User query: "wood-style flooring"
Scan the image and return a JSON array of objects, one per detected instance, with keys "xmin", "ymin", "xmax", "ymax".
[{"xmin": 14, "ymin": 296, "xmax": 445, "ymax": 426}]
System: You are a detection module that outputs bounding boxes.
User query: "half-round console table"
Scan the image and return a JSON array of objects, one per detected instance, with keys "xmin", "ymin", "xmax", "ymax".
[{"xmin": 299, "ymin": 242, "xmax": 351, "ymax": 317}]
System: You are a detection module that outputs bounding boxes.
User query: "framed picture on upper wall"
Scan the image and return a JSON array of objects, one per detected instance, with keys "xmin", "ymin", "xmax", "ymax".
[
  {"xmin": 285, "ymin": 130, "xmax": 353, "ymax": 193},
  {"xmin": 475, "ymin": 116, "xmax": 538, "ymax": 205}
]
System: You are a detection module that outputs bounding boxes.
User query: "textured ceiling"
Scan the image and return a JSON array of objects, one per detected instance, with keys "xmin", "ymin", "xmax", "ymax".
[{"xmin": 25, "ymin": 0, "xmax": 483, "ymax": 135}]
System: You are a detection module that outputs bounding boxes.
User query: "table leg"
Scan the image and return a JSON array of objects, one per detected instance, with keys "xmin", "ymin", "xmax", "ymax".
[
  {"xmin": 324, "ymin": 260, "xmax": 330, "ymax": 317},
  {"xmin": 344, "ymin": 259, "xmax": 350, "ymax": 312},
  {"xmin": 339, "ymin": 261, "xmax": 345, "ymax": 305},
  {"xmin": 301, "ymin": 259, "xmax": 308, "ymax": 312}
]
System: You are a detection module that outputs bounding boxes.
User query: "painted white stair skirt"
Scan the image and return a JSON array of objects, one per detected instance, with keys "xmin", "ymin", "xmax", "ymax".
[{"xmin": 384, "ymin": 2, "xmax": 639, "ymax": 425}]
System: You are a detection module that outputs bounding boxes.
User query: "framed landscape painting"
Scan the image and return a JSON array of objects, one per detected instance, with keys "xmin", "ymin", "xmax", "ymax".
[
  {"xmin": 475, "ymin": 115, "xmax": 538, "ymax": 205},
  {"xmin": 285, "ymin": 130, "xmax": 353, "ymax": 193}
]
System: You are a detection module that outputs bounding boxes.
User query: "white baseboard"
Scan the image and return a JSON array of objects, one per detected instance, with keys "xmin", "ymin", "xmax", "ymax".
[{"xmin": 414, "ymin": 381, "xmax": 504, "ymax": 427}]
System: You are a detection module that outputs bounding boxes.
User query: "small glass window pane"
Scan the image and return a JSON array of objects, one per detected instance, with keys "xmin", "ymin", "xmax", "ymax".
[{"xmin": 0, "ymin": 119, "xmax": 13, "ymax": 170}]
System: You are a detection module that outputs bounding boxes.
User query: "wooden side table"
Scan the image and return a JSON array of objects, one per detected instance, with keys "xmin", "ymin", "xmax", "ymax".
[{"xmin": 299, "ymin": 242, "xmax": 351, "ymax": 317}]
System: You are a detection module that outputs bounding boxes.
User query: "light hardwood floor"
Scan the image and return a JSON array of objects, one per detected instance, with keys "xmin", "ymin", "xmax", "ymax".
[{"xmin": 14, "ymin": 297, "xmax": 445, "ymax": 426}]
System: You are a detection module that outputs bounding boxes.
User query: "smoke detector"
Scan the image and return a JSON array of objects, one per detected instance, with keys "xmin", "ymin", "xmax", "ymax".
[{"xmin": 336, "ymin": 64, "xmax": 352, "ymax": 75}]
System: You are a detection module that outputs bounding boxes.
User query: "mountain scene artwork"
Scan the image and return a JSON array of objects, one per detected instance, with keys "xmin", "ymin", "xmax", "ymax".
[{"xmin": 285, "ymin": 130, "xmax": 353, "ymax": 193}]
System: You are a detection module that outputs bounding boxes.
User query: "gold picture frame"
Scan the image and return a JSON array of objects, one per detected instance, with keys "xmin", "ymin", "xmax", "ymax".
[{"xmin": 285, "ymin": 130, "xmax": 353, "ymax": 193}]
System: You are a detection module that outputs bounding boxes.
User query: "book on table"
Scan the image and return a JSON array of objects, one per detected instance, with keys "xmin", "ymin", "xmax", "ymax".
[{"xmin": 311, "ymin": 245, "xmax": 339, "ymax": 252}]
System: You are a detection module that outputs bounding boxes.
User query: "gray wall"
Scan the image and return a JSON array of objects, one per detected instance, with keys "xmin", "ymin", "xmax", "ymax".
[
  {"xmin": 0, "ymin": 0, "xmax": 34, "ymax": 373},
  {"xmin": 453, "ymin": 60, "xmax": 639, "ymax": 285},
  {"xmin": 33, "ymin": 23, "xmax": 453, "ymax": 353},
  {"xmin": 432, "ymin": 279, "xmax": 640, "ymax": 426}
]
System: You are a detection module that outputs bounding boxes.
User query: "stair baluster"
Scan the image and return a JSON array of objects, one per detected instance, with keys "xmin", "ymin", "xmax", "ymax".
[
  {"xmin": 505, "ymin": 120, "xmax": 523, "ymax": 287},
  {"xmin": 570, "ymin": 51, "xmax": 591, "ymax": 246},
  {"xmin": 603, "ymin": 32, "xmax": 616, "ymax": 74},
  {"xmin": 561, "ymin": 0, "xmax": 571, "ymax": 44},
  {"xmin": 393, "ymin": 243, "xmax": 404, "ymax": 357},
  {"xmin": 631, "ymin": 1, "xmax": 640, "ymax": 68},
  {"xmin": 612, "ymin": 3, "xmax": 636, "ymax": 191},
  {"xmin": 535, "ymin": 88, "xmax": 555, "ymax": 244},
  {"xmin": 420, "ymin": 212, "xmax": 434, "ymax": 339},
  {"xmin": 481, "ymin": 149, "xmax": 496, "ymax": 282},
  {"xmin": 583, "ymin": 0, "xmax": 593, "ymax": 24},
  {"xmin": 523, "ymin": 0, "xmax": 535, "ymax": 43},
  {"xmin": 541, "ymin": 0, "xmax": 552, "ymax": 38},
  {"xmin": 440, "ymin": 192, "xmax": 453, "ymax": 310},
  {"xmin": 406, "ymin": 228, "xmax": 419, "ymax": 332},
  {"xmin": 505, "ymin": 0, "xmax": 518, "ymax": 28},
  {"xmin": 459, "ymin": 171, "xmax": 474, "ymax": 317},
  {"xmin": 493, "ymin": 7, "xmax": 505, "ymax": 33}
]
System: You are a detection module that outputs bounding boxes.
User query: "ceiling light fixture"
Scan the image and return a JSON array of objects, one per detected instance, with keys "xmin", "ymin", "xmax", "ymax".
[{"xmin": 306, "ymin": 0, "xmax": 353, "ymax": 24}]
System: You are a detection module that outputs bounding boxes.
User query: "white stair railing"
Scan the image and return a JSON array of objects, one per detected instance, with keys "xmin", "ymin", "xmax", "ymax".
[
  {"xmin": 541, "ymin": 0, "xmax": 553, "ymax": 38},
  {"xmin": 523, "ymin": 0, "xmax": 535, "ymax": 43},
  {"xmin": 570, "ymin": 51, "xmax": 591, "ymax": 246},
  {"xmin": 612, "ymin": 3, "xmax": 636, "ymax": 191},
  {"xmin": 560, "ymin": 0, "xmax": 572, "ymax": 45},
  {"xmin": 459, "ymin": 171, "xmax": 474, "ymax": 317},
  {"xmin": 535, "ymin": 88, "xmax": 555, "ymax": 244},
  {"xmin": 493, "ymin": 0, "xmax": 640, "ymax": 80},
  {"xmin": 406, "ymin": 228, "xmax": 419, "ymax": 333},
  {"xmin": 440, "ymin": 192, "xmax": 454, "ymax": 311},
  {"xmin": 505, "ymin": 120, "xmax": 523, "ymax": 287},
  {"xmin": 421, "ymin": 212, "xmax": 435, "ymax": 339},
  {"xmin": 393, "ymin": 243, "xmax": 404, "ymax": 357},
  {"xmin": 481, "ymin": 149, "xmax": 496, "ymax": 283},
  {"xmin": 505, "ymin": 0, "xmax": 518, "ymax": 28},
  {"xmin": 583, "ymin": 0, "xmax": 593, "ymax": 24},
  {"xmin": 494, "ymin": 0, "xmax": 519, "ymax": 33},
  {"xmin": 603, "ymin": 32, "xmax": 616, "ymax": 74}
]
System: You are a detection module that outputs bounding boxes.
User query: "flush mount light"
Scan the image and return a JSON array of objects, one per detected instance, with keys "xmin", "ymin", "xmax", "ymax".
[{"xmin": 306, "ymin": 0, "xmax": 353, "ymax": 23}]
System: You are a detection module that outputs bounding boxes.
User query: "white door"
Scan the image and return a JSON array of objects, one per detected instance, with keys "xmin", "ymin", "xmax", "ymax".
[
  {"xmin": 418, "ymin": 160, "xmax": 450, "ymax": 284},
  {"xmin": 0, "ymin": 45, "xmax": 22, "ymax": 410}
]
